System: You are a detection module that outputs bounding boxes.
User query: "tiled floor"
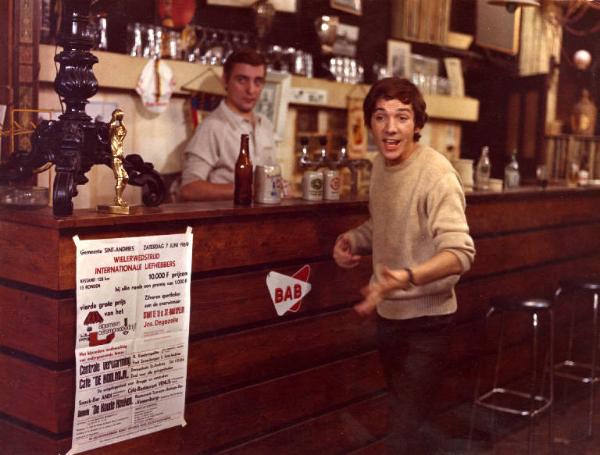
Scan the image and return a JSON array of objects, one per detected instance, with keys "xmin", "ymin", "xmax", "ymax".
[{"xmin": 441, "ymin": 387, "xmax": 600, "ymax": 454}]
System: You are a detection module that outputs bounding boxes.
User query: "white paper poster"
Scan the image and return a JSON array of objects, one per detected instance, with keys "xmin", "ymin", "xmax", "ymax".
[{"xmin": 68, "ymin": 228, "xmax": 193, "ymax": 455}]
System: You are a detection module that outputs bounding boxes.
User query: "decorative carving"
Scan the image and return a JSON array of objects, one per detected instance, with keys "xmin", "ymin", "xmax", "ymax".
[{"xmin": 0, "ymin": 0, "xmax": 166, "ymax": 216}]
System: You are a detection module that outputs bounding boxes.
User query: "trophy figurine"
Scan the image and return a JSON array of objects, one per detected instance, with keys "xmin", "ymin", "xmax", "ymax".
[{"xmin": 98, "ymin": 109, "xmax": 130, "ymax": 214}]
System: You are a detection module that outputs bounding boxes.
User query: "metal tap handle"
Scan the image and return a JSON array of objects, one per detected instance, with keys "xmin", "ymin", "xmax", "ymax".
[{"xmin": 317, "ymin": 135, "xmax": 328, "ymax": 161}]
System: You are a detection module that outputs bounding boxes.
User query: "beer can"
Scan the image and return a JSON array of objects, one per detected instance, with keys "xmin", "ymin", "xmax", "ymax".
[
  {"xmin": 324, "ymin": 170, "xmax": 341, "ymax": 200},
  {"xmin": 254, "ymin": 164, "xmax": 282, "ymax": 204},
  {"xmin": 302, "ymin": 170, "xmax": 323, "ymax": 201}
]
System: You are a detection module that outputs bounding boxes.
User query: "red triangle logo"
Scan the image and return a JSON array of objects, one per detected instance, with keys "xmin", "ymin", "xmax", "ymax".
[{"xmin": 288, "ymin": 265, "xmax": 311, "ymax": 313}]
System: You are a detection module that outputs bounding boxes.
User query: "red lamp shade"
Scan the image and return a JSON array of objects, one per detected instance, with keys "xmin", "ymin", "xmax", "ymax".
[{"xmin": 157, "ymin": 0, "xmax": 196, "ymax": 30}]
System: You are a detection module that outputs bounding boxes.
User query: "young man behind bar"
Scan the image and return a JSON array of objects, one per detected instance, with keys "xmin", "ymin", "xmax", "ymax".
[
  {"xmin": 179, "ymin": 48, "xmax": 277, "ymax": 201},
  {"xmin": 333, "ymin": 77, "xmax": 475, "ymax": 454}
]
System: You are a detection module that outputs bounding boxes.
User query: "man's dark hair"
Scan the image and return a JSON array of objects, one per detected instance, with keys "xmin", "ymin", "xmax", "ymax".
[
  {"xmin": 363, "ymin": 77, "xmax": 428, "ymax": 141},
  {"xmin": 223, "ymin": 48, "xmax": 267, "ymax": 81}
]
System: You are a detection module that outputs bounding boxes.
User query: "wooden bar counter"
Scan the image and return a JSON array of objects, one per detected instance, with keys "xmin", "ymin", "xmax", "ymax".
[{"xmin": 1, "ymin": 186, "xmax": 600, "ymax": 454}]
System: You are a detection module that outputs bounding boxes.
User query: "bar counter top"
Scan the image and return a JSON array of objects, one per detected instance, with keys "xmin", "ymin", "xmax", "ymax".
[{"xmin": 1, "ymin": 183, "xmax": 599, "ymax": 229}]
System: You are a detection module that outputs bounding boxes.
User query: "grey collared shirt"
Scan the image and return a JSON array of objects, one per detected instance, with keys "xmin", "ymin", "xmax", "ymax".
[{"xmin": 181, "ymin": 100, "xmax": 277, "ymax": 186}]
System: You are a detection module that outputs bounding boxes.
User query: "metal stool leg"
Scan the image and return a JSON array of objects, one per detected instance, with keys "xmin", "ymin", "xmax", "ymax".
[
  {"xmin": 587, "ymin": 292, "xmax": 599, "ymax": 438},
  {"xmin": 490, "ymin": 311, "xmax": 507, "ymax": 450},
  {"xmin": 468, "ymin": 307, "xmax": 495, "ymax": 452},
  {"xmin": 549, "ymin": 309, "xmax": 555, "ymax": 454},
  {"xmin": 562, "ymin": 302, "xmax": 576, "ymax": 411},
  {"xmin": 527, "ymin": 312, "xmax": 540, "ymax": 454}
]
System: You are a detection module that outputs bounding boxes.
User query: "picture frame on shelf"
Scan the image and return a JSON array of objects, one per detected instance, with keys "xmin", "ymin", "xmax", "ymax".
[
  {"xmin": 411, "ymin": 54, "xmax": 439, "ymax": 77},
  {"xmin": 386, "ymin": 40, "xmax": 411, "ymax": 79},
  {"xmin": 346, "ymin": 97, "xmax": 367, "ymax": 158},
  {"xmin": 330, "ymin": 0, "xmax": 362, "ymax": 16},
  {"xmin": 444, "ymin": 57, "xmax": 464, "ymax": 97},
  {"xmin": 254, "ymin": 71, "xmax": 291, "ymax": 142},
  {"xmin": 476, "ymin": 0, "xmax": 521, "ymax": 55}
]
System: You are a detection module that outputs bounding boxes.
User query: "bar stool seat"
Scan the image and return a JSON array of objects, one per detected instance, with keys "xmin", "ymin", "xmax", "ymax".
[
  {"xmin": 469, "ymin": 295, "xmax": 554, "ymax": 454},
  {"xmin": 554, "ymin": 278, "xmax": 600, "ymax": 438},
  {"xmin": 557, "ymin": 279, "xmax": 600, "ymax": 293},
  {"xmin": 491, "ymin": 296, "xmax": 552, "ymax": 313}
]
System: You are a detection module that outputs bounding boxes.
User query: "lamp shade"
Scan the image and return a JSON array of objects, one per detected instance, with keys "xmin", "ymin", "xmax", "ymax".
[{"xmin": 488, "ymin": 0, "xmax": 541, "ymax": 13}]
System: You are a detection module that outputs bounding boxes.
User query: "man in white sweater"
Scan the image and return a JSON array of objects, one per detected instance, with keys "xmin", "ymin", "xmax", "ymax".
[{"xmin": 333, "ymin": 77, "xmax": 475, "ymax": 454}]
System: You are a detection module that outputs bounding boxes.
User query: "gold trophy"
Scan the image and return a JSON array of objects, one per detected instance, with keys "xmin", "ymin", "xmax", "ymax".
[{"xmin": 98, "ymin": 109, "xmax": 130, "ymax": 214}]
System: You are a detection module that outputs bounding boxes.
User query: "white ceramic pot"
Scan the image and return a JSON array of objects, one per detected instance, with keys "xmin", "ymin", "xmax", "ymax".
[{"xmin": 452, "ymin": 159, "xmax": 474, "ymax": 190}]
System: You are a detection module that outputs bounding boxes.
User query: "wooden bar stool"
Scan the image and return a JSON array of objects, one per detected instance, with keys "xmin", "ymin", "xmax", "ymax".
[
  {"xmin": 554, "ymin": 279, "xmax": 600, "ymax": 438},
  {"xmin": 468, "ymin": 296, "xmax": 554, "ymax": 454}
]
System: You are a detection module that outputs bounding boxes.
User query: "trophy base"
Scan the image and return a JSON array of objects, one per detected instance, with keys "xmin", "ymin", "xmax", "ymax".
[{"xmin": 97, "ymin": 204, "xmax": 130, "ymax": 215}]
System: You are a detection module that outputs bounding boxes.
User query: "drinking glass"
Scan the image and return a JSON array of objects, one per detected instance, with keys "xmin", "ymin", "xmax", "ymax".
[
  {"xmin": 536, "ymin": 164, "xmax": 548, "ymax": 189},
  {"xmin": 127, "ymin": 22, "xmax": 143, "ymax": 57},
  {"xmin": 567, "ymin": 161, "xmax": 579, "ymax": 187}
]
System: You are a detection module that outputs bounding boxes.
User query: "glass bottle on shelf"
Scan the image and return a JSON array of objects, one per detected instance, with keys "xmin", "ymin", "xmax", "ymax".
[
  {"xmin": 475, "ymin": 146, "xmax": 491, "ymax": 191},
  {"xmin": 504, "ymin": 150, "xmax": 520, "ymax": 189},
  {"xmin": 234, "ymin": 134, "xmax": 253, "ymax": 205},
  {"xmin": 570, "ymin": 89, "xmax": 597, "ymax": 136},
  {"xmin": 536, "ymin": 164, "xmax": 548, "ymax": 189}
]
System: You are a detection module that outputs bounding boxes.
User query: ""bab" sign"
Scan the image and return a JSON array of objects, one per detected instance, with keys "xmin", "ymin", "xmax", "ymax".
[{"xmin": 266, "ymin": 265, "xmax": 312, "ymax": 316}]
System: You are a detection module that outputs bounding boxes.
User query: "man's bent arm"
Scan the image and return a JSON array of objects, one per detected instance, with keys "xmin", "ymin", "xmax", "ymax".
[
  {"xmin": 179, "ymin": 180, "xmax": 234, "ymax": 201},
  {"xmin": 409, "ymin": 250, "xmax": 464, "ymax": 286}
]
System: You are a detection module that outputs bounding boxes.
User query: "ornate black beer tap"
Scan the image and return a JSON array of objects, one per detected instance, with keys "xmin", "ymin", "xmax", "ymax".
[{"xmin": 0, "ymin": 0, "xmax": 165, "ymax": 216}]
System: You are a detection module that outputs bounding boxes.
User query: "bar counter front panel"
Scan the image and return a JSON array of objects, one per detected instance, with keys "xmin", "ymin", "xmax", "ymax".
[{"xmin": 1, "ymin": 187, "xmax": 600, "ymax": 454}]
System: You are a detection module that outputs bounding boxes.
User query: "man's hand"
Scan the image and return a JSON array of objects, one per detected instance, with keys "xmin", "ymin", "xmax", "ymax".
[
  {"xmin": 354, "ymin": 265, "xmax": 411, "ymax": 317},
  {"xmin": 333, "ymin": 234, "xmax": 361, "ymax": 268}
]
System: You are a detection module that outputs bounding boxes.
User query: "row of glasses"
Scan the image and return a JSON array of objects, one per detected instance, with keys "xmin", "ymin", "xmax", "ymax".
[
  {"xmin": 265, "ymin": 45, "xmax": 313, "ymax": 77},
  {"xmin": 328, "ymin": 57, "xmax": 364, "ymax": 84},
  {"xmin": 126, "ymin": 23, "xmax": 254, "ymax": 64},
  {"xmin": 125, "ymin": 22, "xmax": 315, "ymax": 78},
  {"xmin": 187, "ymin": 27, "xmax": 254, "ymax": 65},
  {"xmin": 410, "ymin": 72, "xmax": 453, "ymax": 96},
  {"xmin": 127, "ymin": 23, "xmax": 176, "ymax": 59}
]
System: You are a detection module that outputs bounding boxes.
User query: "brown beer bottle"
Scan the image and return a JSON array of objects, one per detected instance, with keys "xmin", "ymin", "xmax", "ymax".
[{"xmin": 234, "ymin": 134, "xmax": 253, "ymax": 205}]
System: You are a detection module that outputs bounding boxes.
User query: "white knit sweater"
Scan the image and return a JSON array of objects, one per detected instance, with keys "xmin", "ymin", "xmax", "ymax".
[{"xmin": 346, "ymin": 144, "xmax": 476, "ymax": 320}]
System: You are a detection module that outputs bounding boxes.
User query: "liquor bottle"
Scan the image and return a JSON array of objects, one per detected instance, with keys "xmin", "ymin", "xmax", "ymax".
[
  {"xmin": 40, "ymin": 0, "xmax": 52, "ymax": 44},
  {"xmin": 475, "ymin": 146, "xmax": 491, "ymax": 191},
  {"xmin": 234, "ymin": 134, "xmax": 253, "ymax": 205},
  {"xmin": 570, "ymin": 89, "xmax": 597, "ymax": 136},
  {"xmin": 504, "ymin": 150, "xmax": 520, "ymax": 189}
]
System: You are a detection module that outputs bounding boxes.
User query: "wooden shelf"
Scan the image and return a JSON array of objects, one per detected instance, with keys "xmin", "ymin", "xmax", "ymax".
[{"xmin": 39, "ymin": 44, "xmax": 479, "ymax": 122}]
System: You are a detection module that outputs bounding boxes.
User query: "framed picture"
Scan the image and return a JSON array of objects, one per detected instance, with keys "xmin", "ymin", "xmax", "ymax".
[
  {"xmin": 346, "ymin": 97, "xmax": 367, "ymax": 158},
  {"xmin": 330, "ymin": 0, "xmax": 362, "ymax": 16},
  {"xmin": 331, "ymin": 22, "xmax": 360, "ymax": 58},
  {"xmin": 206, "ymin": 0, "xmax": 297, "ymax": 13},
  {"xmin": 476, "ymin": 0, "xmax": 521, "ymax": 55},
  {"xmin": 411, "ymin": 54, "xmax": 439, "ymax": 77},
  {"xmin": 444, "ymin": 58, "xmax": 465, "ymax": 97},
  {"xmin": 254, "ymin": 71, "xmax": 291, "ymax": 142},
  {"xmin": 387, "ymin": 40, "xmax": 411, "ymax": 79}
]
